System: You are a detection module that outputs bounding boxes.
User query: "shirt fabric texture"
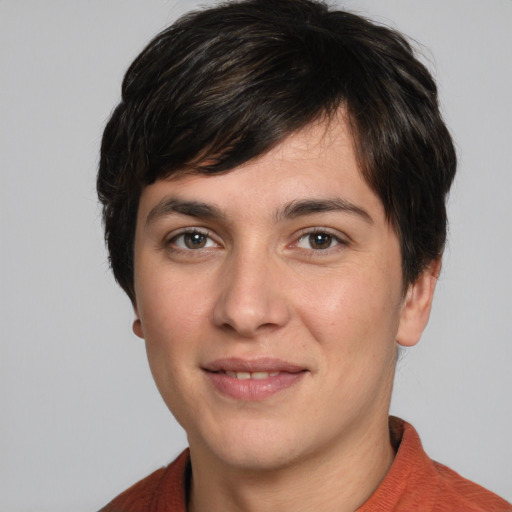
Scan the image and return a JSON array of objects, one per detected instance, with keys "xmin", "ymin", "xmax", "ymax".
[{"xmin": 99, "ymin": 418, "xmax": 511, "ymax": 512}]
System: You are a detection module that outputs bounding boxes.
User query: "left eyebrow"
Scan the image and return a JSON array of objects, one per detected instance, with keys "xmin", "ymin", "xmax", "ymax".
[
  {"xmin": 145, "ymin": 197, "xmax": 226, "ymax": 227},
  {"xmin": 276, "ymin": 198, "xmax": 374, "ymax": 225}
]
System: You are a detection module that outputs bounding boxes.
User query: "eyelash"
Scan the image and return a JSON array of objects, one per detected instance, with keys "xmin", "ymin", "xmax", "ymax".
[
  {"xmin": 164, "ymin": 228, "xmax": 220, "ymax": 253},
  {"xmin": 163, "ymin": 227, "xmax": 349, "ymax": 255},
  {"xmin": 294, "ymin": 228, "xmax": 349, "ymax": 254}
]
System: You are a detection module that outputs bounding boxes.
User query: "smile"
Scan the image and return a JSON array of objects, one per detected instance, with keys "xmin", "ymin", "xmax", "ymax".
[
  {"xmin": 224, "ymin": 371, "xmax": 280, "ymax": 380},
  {"xmin": 203, "ymin": 358, "xmax": 307, "ymax": 400}
]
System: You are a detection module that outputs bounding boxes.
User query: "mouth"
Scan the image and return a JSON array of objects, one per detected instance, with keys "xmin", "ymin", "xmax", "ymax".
[
  {"xmin": 202, "ymin": 358, "xmax": 307, "ymax": 401},
  {"xmin": 221, "ymin": 370, "xmax": 280, "ymax": 380}
]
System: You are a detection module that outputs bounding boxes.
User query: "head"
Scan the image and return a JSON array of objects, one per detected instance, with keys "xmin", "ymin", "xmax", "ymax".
[
  {"xmin": 98, "ymin": 0, "xmax": 457, "ymax": 475},
  {"xmin": 97, "ymin": 0, "xmax": 456, "ymax": 305}
]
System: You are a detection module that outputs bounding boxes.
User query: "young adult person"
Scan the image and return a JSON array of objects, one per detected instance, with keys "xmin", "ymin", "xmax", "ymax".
[{"xmin": 97, "ymin": 1, "xmax": 512, "ymax": 510}]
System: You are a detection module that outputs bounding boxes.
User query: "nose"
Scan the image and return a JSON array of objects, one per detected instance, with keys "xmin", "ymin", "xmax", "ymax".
[{"xmin": 212, "ymin": 250, "xmax": 291, "ymax": 338}]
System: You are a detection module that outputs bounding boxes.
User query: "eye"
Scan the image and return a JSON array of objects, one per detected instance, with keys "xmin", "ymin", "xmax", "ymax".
[
  {"xmin": 296, "ymin": 231, "xmax": 341, "ymax": 250},
  {"xmin": 170, "ymin": 230, "xmax": 217, "ymax": 250}
]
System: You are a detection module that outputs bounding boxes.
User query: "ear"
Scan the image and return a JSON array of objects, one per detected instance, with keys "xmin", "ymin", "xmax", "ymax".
[
  {"xmin": 396, "ymin": 258, "xmax": 441, "ymax": 347},
  {"xmin": 132, "ymin": 306, "xmax": 145, "ymax": 339}
]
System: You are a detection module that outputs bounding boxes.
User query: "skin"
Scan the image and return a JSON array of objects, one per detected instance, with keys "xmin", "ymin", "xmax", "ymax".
[{"xmin": 132, "ymin": 116, "xmax": 439, "ymax": 512}]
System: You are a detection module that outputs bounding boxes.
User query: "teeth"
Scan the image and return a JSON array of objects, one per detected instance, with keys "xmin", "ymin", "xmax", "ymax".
[
  {"xmin": 224, "ymin": 371, "xmax": 280, "ymax": 380},
  {"xmin": 251, "ymin": 372, "xmax": 269, "ymax": 380}
]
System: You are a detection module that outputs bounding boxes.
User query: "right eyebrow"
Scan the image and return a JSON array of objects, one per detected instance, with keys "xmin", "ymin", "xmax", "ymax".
[{"xmin": 145, "ymin": 197, "xmax": 226, "ymax": 227}]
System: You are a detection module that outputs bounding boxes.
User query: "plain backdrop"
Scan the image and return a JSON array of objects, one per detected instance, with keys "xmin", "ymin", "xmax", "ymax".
[{"xmin": 1, "ymin": 0, "xmax": 511, "ymax": 510}]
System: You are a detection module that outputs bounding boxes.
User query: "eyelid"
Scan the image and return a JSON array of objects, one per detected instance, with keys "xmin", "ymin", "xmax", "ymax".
[
  {"xmin": 162, "ymin": 225, "xmax": 349, "ymax": 253},
  {"xmin": 164, "ymin": 227, "xmax": 222, "ymax": 251},
  {"xmin": 292, "ymin": 227, "xmax": 350, "ymax": 251}
]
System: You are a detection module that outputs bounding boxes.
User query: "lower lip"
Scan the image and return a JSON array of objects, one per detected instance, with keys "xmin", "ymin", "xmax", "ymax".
[{"xmin": 205, "ymin": 371, "xmax": 306, "ymax": 401}]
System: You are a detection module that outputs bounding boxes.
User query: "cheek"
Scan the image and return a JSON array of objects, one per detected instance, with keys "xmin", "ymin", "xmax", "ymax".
[
  {"xmin": 135, "ymin": 272, "xmax": 209, "ymax": 402},
  {"xmin": 137, "ymin": 275, "xmax": 210, "ymax": 423},
  {"xmin": 299, "ymin": 267, "xmax": 401, "ymax": 412},
  {"xmin": 297, "ymin": 264, "xmax": 402, "ymax": 355},
  {"xmin": 137, "ymin": 262, "xmax": 210, "ymax": 341}
]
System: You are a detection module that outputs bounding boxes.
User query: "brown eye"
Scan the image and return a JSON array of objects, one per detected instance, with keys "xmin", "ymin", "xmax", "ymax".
[
  {"xmin": 171, "ymin": 231, "xmax": 217, "ymax": 250},
  {"xmin": 183, "ymin": 232, "xmax": 207, "ymax": 249},
  {"xmin": 297, "ymin": 231, "xmax": 341, "ymax": 251},
  {"xmin": 309, "ymin": 233, "xmax": 333, "ymax": 249}
]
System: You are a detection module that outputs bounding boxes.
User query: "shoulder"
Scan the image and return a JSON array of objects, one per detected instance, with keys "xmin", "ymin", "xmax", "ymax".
[
  {"xmin": 431, "ymin": 460, "xmax": 512, "ymax": 512},
  {"xmin": 359, "ymin": 418, "xmax": 511, "ymax": 512},
  {"xmin": 98, "ymin": 450, "xmax": 190, "ymax": 512},
  {"xmin": 401, "ymin": 418, "xmax": 511, "ymax": 511}
]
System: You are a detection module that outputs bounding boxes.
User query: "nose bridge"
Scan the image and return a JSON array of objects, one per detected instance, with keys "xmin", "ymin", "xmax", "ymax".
[{"xmin": 212, "ymin": 243, "xmax": 290, "ymax": 337}]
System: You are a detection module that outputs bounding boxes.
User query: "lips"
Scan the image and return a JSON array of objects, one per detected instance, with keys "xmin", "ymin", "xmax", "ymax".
[
  {"xmin": 203, "ymin": 357, "xmax": 305, "ymax": 373},
  {"xmin": 202, "ymin": 357, "xmax": 307, "ymax": 401}
]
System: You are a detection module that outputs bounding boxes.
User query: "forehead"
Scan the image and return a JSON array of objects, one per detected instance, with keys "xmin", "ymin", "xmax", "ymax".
[{"xmin": 137, "ymin": 116, "xmax": 385, "ymax": 225}]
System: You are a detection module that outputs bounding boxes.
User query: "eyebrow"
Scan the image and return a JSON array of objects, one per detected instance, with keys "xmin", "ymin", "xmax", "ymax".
[
  {"xmin": 277, "ymin": 198, "xmax": 374, "ymax": 225},
  {"xmin": 146, "ymin": 198, "xmax": 226, "ymax": 226},
  {"xmin": 145, "ymin": 196, "xmax": 374, "ymax": 226}
]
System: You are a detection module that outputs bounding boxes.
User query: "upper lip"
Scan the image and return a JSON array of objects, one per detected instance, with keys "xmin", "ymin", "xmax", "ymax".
[{"xmin": 202, "ymin": 357, "xmax": 306, "ymax": 373}]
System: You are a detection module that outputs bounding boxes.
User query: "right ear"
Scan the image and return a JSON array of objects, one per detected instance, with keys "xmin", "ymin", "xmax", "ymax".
[{"xmin": 132, "ymin": 308, "xmax": 144, "ymax": 339}]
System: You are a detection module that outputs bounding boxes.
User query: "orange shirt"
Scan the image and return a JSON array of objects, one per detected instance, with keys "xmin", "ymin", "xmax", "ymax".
[{"xmin": 99, "ymin": 418, "xmax": 511, "ymax": 512}]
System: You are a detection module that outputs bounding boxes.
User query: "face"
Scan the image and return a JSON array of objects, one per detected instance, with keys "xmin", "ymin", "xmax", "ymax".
[{"xmin": 133, "ymin": 117, "xmax": 431, "ymax": 472}]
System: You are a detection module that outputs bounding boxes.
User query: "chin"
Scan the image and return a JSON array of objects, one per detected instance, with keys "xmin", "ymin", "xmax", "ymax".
[
  {"xmin": 213, "ymin": 442, "xmax": 302, "ymax": 472},
  {"xmin": 190, "ymin": 417, "xmax": 310, "ymax": 472}
]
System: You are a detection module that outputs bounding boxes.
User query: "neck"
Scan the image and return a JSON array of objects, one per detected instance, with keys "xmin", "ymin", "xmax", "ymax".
[{"xmin": 188, "ymin": 416, "xmax": 395, "ymax": 512}]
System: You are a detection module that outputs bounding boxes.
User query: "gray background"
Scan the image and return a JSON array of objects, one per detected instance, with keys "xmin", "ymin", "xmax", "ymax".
[{"xmin": 1, "ymin": 0, "xmax": 511, "ymax": 510}]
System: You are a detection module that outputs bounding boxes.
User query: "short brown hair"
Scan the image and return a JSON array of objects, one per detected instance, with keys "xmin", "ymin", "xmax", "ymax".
[{"xmin": 98, "ymin": 0, "xmax": 456, "ymax": 302}]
